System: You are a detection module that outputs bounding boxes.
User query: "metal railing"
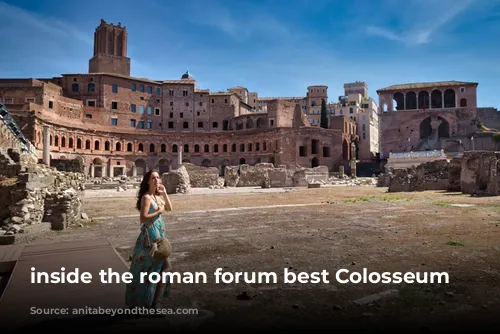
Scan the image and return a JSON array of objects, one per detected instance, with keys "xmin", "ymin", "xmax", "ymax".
[{"xmin": 0, "ymin": 103, "xmax": 33, "ymax": 153}]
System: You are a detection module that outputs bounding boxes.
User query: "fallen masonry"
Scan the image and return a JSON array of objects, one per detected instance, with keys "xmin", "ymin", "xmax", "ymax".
[
  {"xmin": 377, "ymin": 150, "xmax": 500, "ymax": 195},
  {"xmin": 159, "ymin": 163, "xmax": 375, "ymax": 194},
  {"xmin": 0, "ymin": 148, "xmax": 87, "ymax": 241}
]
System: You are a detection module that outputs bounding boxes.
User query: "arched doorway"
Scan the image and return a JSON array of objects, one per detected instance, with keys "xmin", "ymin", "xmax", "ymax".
[
  {"xmin": 311, "ymin": 157, "xmax": 319, "ymax": 168},
  {"xmin": 220, "ymin": 159, "xmax": 230, "ymax": 176},
  {"xmin": 202, "ymin": 159, "xmax": 211, "ymax": 167},
  {"xmin": 135, "ymin": 159, "xmax": 147, "ymax": 176},
  {"xmin": 342, "ymin": 140, "xmax": 349, "ymax": 161},
  {"xmin": 92, "ymin": 158, "xmax": 103, "ymax": 177},
  {"xmin": 157, "ymin": 159, "xmax": 170, "ymax": 174}
]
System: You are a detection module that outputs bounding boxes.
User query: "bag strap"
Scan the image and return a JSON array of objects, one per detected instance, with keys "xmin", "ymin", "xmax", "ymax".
[{"xmin": 143, "ymin": 194, "xmax": 161, "ymax": 248}]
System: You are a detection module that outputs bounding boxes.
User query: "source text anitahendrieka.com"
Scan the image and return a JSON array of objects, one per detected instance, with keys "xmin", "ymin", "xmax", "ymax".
[{"xmin": 30, "ymin": 307, "xmax": 199, "ymax": 316}]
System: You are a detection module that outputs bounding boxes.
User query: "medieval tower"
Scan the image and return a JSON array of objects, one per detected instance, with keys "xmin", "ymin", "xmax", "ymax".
[{"xmin": 88, "ymin": 19, "xmax": 131, "ymax": 76}]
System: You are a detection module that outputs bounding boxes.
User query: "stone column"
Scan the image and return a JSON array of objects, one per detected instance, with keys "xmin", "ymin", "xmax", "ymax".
[
  {"xmin": 90, "ymin": 163, "xmax": 95, "ymax": 178},
  {"xmin": 350, "ymin": 160, "xmax": 357, "ymax": 178},
  {"xmin": 132, "ymin": 165, "xmax": 137, "ymax": 177},
  {"xmin": 42, "ymin": 124, "xmax": 51, "ymax": 166},
  {"xmin": 178, "ymin": 149, "xmax": 182, "ymax": 168}
]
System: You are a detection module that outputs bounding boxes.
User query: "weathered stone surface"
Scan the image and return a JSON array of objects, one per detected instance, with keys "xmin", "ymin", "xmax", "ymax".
[
  {"xmin": 386, "ymin": 160, "xmax": 459, "ymax": 192},
  {"xmin": 292, "ymin": 166, "xmax": 329, "ymax": 187},
  {"xmin": 238, "ymin": 163, "xmax": 275, "ymax": 187},
  {"xmin": 183, "ymin": 163, "xmax": 219, "ymax": 188},
  {"xmin": 0, "ymin": 147, "xmax": 86, "ymax": 235},
  {"xmin": 224, "ymin": 166, "xmax": 239, "ymax": 187},
  {"xmin": 43, "ymin": 188, "xmax": 82, "ymax": 230},
  {"xmin": 448, "ymin": 158, "xmax": 462, "ymax": 192},
  {"xmin": 268, "ymin": 168, "xmax": 287, "ymax": 188},
  {"xmin": 162, "ymin": 165, "xmax": 191, "ymax": 194},
  {"xmin": 460, "ymin": 151, "xmax": 500, "ymax": 196}
]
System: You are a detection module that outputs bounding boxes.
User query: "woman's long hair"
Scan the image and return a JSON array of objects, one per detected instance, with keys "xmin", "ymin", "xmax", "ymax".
[{"xmin": 136, "ymin": 170, "xmax": 155, "ymax": 211}]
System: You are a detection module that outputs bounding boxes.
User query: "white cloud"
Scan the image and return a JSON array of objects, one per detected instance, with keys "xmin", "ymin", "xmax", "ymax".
[
  {"xmin": 364, "ymin": 0, "xmax": 476, "ymax": 45},
  {"xmin": 0, "ymin": 1, "xmax": 92, "ymax": 45}
]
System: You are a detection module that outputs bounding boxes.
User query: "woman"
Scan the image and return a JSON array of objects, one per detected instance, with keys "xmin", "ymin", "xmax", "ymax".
[{"xmin": 125, "ymin": 170, "xmax": 173, "ymax": 309}]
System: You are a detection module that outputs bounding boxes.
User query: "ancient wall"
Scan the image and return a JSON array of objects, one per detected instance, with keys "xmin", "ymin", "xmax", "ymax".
[
  {"xmin": 222, "ymin": 163, "xmax": 329, "ymax": 188},
  {"xmin": 1, "ymin": 164, "xmax": 86, "ymax": 236},
  {"xmin": 460, "ymin": 151, "xmax": 500, "ymax": 196},
  {"xmin": 162, "ymin": 165, "xmax": 191, "ymax": 194},
  {"xmin": 385, "ymin": 160, "xmax": 459, "ymax": 192},
  {"xmin": 378, "ymin": 107, "xmax": 477, "ymax": 158},
  {"xmin": 50, "ymin": 158, "xmax": 84, "ymax": 173},
  {"xmin": 291, "ymin": 166, "xmax": 330, "ymax": 186},
  {"xmin": 182, "ymin": 163, "xmax": 220, "ymax": 187},
  {"xmin": 0, "ymin": 142, "xmax": 86, "ymax": 239}
]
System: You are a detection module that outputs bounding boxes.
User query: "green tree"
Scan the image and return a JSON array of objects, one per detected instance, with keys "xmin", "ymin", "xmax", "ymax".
[{"xmin": 320, "ymin": 98, "xmax": 328, "ymax": 129}]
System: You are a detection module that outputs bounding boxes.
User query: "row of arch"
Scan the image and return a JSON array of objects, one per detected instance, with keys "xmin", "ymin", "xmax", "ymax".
[
  {"xmin": 39, "ymin": 132, "xmax": 274, "ymax": 154},
  {"xmin": 232, "ymin": 116, "xmax": 267, "ymax": 130},
  {"xmin": 390, "ymin": 89, "xmax": 467, "ymax": 111}
]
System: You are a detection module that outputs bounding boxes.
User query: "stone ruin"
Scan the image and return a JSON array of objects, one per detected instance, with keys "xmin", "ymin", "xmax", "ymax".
[
  {"xmin": 0, "ymin": 148, "xmax": 86, "ymax": 243},
  {"xmin": 378, "ymin": 150, "xmax": 500, "ymax": 196},
  {"xmin": 460, "ymin": 151, "xmax": 500, "ymax": 196},
  {"xmin": 162, "ymin": 165, "xmax": 192, "ymax": 194},
  {"xmin": 160, "ymin": 162, "xmax": 376, "ymax": 194},
  {"xmin": 380, "ymin": 159, "xmax": 460, "ymax": 192}
]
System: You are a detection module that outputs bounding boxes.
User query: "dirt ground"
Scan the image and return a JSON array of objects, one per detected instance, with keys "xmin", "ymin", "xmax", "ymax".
[{"xmin": 13, "ymin": 185, "xmax": 500, "ymax": 331}]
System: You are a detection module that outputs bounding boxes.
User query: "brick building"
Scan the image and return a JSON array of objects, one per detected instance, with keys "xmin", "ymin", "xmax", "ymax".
[
  {"xmin": 257, "ymin": 82, "xmax": 380, "ymax": 161},
  {"xmin": 0, "ymin": 19, "xmax": 358, "ymax": 177},
  {"xmin": 376, "ymin": 81, "xmax": 480, "ymax": 159}
]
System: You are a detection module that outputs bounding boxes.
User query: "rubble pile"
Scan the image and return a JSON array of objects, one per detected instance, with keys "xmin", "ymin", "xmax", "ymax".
[{"xmin": 1, "ymin": 159, "xmax": 86, "ymax": 237}]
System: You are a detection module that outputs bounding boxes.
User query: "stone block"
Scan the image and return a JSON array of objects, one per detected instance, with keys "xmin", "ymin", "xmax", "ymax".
[{"xmin": 0, "ymin": 234, "xmax": 15, "ymax": 245}]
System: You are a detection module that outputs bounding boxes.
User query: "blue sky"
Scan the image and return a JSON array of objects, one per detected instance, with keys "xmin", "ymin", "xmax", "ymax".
[{"xmin": 0, "ymin": 0, "xmax": 499, "ymax": 108}]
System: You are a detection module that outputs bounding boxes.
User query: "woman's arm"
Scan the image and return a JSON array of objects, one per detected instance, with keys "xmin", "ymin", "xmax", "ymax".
[
  {"xmin": 157, "ymin": 184, "xmax": 173, "ymax": 211},
  {"xmin": 140, "ymin": 195, "xmax": 163, "ymax": 222},
  {"xmin": 162, "ymin": 193, "xmax": 173, "ymax": 211}
]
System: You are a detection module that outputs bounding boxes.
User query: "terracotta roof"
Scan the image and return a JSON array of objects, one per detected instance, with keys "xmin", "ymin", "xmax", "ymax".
[
  {"xmin": 376, "ymin": 81, "xmax": 478, "ymax": 93},
  {"xmin": 162, "ymin": 80, "xmax": 196, "ymax": 84}
]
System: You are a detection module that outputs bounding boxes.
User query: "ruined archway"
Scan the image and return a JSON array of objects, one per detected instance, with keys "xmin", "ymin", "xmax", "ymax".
[
  {"xmin": 405, "ymin": 91, "xmax": 417, "ymax": 110},
  {"xmin": 431, "ymin": 90, "xmax": 442, "ymax": 109},
  {"xmin": 256, "ymin": 118, "xmax": 264, "ymax": 128},
  {"xmin": 92, "ymin": 157, "xmax": 104, "ymax": 178},
  {"xmin": 393, "ymin": 92, "xmax": 404, "ymax": 111},
  {"xmin": 443, "ymin": 89, "xmax": 456, "ymax": 108},
  {"xmin": 342, "ymin": 140, "xmax": 349, "ymax": 161},
  {"xmin": 311, "ymin": 157, "xmax": 319, "ymax": 168},
  {"xmin": 419, "ymin": 117, "xmax": 432, "ymax": 139},
  {"xmin": 202, "ymin": 159, "xmax": 211, "ymax": 167},
  {"xmin": 438, "ymin": 117, "xmax": 450, "ymax": 138},
  {"xmin": 418, "ymin": 116, "xmax": 450, "ymax": 149},
  {"xmin": 418, "ymin": 91, "xmax": 430, "ymax": 109},
  {"xmin": 246, "ymin": 118, "xmax": 254, "ymax": 129},
  {"xmin": 72, "ymin": 156, "xmax": 84, "ymax": 173},
  {"xmin": 135, "ymin": 159, "xmax": 147, "ymax": 176},
  {"xmin": 157, "ymin": 159, "xmax": 170, "ymax": 174},
  {"xmin": 220, "ymin": 159, "xmax": 230, "ymax": 176}
]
